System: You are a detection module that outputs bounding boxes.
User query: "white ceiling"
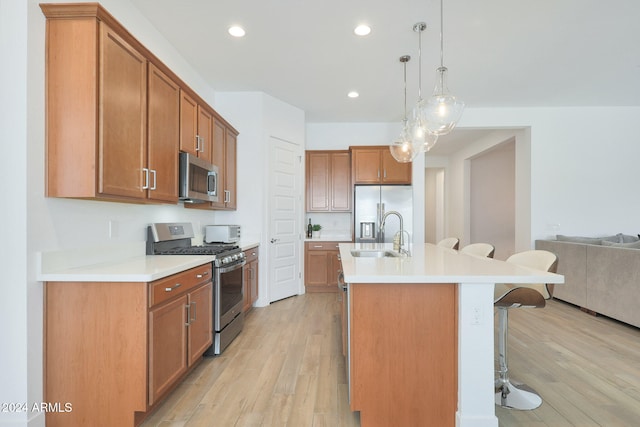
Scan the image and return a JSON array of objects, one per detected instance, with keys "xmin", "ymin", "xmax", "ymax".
[{"xmin": 128, "ymin": 0, "xmax": 640, "ymax": 127}]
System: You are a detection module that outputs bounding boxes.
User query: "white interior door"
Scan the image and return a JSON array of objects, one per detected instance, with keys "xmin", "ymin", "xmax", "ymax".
[{"xmin": 268, "ymin": 136, "xmax": 302, "ymax": 302}]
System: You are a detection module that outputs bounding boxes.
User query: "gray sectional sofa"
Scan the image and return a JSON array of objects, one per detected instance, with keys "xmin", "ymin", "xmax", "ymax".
[{"xmin": 536, "ymin": 234, "xmax": 640, "ymax": 328}]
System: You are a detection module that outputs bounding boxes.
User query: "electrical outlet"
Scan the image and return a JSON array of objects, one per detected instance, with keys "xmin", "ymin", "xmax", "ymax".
[
  {"xmin": 471, "ymin": 306, "xmax": 482, "ymax": 325},
  {"xmin": 108, "ymin": 220, "xmax": 119, "ymax": 239}
]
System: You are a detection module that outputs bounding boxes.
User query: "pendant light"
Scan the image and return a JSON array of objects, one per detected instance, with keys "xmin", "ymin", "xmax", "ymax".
[
  {"xmin": 390, "ymin": 55, "xmax": 420, "ymax": 163},
  {"xmin": 408, "ymin": 22, "xmax": 439, "ymax": 153},
  {"xmin": 422, "ymin": 0, "xmax": 465, "ymax": 135}
]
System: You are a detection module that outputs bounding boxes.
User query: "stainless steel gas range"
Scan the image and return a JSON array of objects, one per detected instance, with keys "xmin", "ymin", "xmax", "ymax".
[{"xmin": 146, "ymin": 222, "xmax": 245, "ymax": 355}]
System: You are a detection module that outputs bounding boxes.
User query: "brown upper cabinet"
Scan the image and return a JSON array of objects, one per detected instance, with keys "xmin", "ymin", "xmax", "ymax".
[
  {"xmin": 41, "ymin": 3, "xmax": 237, "ymax": 207},
  {"xmin": 179, "ymin": 91, "xmax": 214, "ymax": 165},
  {"xmin": 148, "ymin": 63, "xmax": 180, "ymax": 203},
  {"xmin": 350, "ymin": 146, "xmax": 412, "ymax": 185},
  {"xmin": 306, "ymin": 150, "xmax": 352, "ymax": 212},
  {"xmin": 211, "ymin": 119, "xmax": 238, "ymax": 210}
]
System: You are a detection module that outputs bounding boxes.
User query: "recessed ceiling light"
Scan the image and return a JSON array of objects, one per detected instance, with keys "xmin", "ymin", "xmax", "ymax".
[
  {"xmin": 354, "ymin": 25, "xmax": 371, "ymax": 36},
  {"xmin": 228, "ymin": 26, "xmax": 246, "ymax": 37},
  {"xmin": 347, "ymin": 91, "xmax": 359, "ymax": 98}
]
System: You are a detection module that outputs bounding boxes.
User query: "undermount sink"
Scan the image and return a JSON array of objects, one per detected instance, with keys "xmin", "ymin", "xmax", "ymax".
[{"xmin": 350, "ymin": 249, "xmax": 403, "ymax": 258}]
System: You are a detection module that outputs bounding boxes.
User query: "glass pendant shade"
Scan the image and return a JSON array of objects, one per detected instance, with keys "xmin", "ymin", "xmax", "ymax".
[
  {"xmin": 390, "ymin": 120, "xmax": 420, "ymax": 163},
  {"xmin": 409, "ymin": 101, "xmax": 439, "ymax": 152},
  {"xmin": 422, "ymin": 66, "xmax": 465, "ymax": 135}
]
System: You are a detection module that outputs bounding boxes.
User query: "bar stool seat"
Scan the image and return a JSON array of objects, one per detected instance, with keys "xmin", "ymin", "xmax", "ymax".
[
  {"xmin": 436, "ymin": 237, "xmax": 459, "ymax": 250},
  {"xmin": 460, "ymin": 243, "xmax": 495, "ymax": 258},
  {"xmin": 494, "ymin": 250, "xmax": 558, "ymax": 410}
]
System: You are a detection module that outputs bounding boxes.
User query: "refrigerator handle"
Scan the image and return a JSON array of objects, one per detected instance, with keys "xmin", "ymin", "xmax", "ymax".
[{"xmin": 378, "ymin": 203, "xmax": 385, "ymax": 243}]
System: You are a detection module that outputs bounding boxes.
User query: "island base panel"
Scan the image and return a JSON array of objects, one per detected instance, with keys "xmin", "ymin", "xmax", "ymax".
[{"xmin": 350, "ymin": 283, "xmax": 457, "ymax": 427}]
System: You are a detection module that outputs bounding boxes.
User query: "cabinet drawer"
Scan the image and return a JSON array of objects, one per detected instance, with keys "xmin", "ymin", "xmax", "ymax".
[
  {"xmin": 244, "ymin": 246, "xmax": 259, "ymax": 263},
  {"xmin": 306, "ymin": 241, "xmax": 343, "ymax": 251},
  {"xmin": 149, "ymin": 264, "xmax": 212, "ymax": 307}
]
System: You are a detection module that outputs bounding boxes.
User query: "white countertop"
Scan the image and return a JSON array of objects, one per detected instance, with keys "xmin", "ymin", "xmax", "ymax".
[
  {"xmin": 38, "ymin": 255, "xmax": 216, "ymax": 282},
  {"xmin": 37, "ymin": 241, "xmax": 260, "ymax": 283},
  {"xmin": 339, "ymin": 243, "xmax": 565, "ymax": 284}
]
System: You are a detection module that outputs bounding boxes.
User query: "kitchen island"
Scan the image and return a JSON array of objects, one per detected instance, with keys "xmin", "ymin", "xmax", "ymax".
[{"xmin": 339, "ymin": 243, "xmax": 564, "ymax": 427}]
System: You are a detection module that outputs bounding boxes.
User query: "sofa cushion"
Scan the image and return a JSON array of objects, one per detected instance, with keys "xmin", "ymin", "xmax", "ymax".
[
  {"xmin": 556, "ymin": 234, "xmax": 625, "ymax": 244},
  {"xmin": 601, "ymin": 240, "xmax": 640, "ymax": 249},
  {"xmin": 620, "ymin": 234, "xmax": 640, "ymax": 243}
]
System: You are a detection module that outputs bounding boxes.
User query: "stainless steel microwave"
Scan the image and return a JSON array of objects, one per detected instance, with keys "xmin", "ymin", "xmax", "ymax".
[{"xmin": 179, "ymin": 152, "xmax": 218, "ymax": 203}]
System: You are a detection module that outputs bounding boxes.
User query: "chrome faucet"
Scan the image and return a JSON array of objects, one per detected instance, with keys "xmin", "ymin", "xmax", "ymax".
[{"xmin": 380, "ymin": 210, "xmax": 410, "ymax": 256}]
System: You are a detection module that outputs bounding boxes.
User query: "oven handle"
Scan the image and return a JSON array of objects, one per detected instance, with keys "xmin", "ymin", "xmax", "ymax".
[{"xmin": 216, "ymin": 260, "xmax": 246, "ymax": 274}]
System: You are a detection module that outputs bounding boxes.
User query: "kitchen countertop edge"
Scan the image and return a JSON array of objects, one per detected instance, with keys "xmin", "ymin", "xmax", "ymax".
[
  {"xmin": 38, "ymin": 255, "xmax": 216, "ymax": 283},
  {"xmin": 339, "ymin": 243, "xmax": 565, "ymax": 284}
]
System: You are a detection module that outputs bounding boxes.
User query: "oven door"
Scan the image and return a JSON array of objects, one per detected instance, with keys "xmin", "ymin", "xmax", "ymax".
[{"xmin": 214, "ymin": 260, "xmax": 246, "ymax": 331}]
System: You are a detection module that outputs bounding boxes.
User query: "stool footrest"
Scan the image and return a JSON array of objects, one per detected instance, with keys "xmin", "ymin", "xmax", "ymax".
[{"xmin": 495, "ymin": 378, "xmax": 542, "ymax": 410}]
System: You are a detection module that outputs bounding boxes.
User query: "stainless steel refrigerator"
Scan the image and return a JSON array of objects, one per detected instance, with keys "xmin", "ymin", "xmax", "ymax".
[{"xmin": 354, "ymin": 185, "xmax": 413, "ymax": 243}]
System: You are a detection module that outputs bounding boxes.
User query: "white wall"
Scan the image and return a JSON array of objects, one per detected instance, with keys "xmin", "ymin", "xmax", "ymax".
[
  {"xmin": 1, "ymin": 0, "xmax": 29, "ymax": 425},
  {"xmin": 460, "ymin": 107, "xmax": 640, "ymax": 242},
  {"xmin": 469, "ymin": 141, "xmax": 515, "ymax": 260},
  {"xmin": 214, "ymin": 92, "xmax": 305, "ymax": 307}
]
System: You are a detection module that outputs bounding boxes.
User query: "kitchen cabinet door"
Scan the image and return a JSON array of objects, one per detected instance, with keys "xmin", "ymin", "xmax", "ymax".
[
  {"xmin": 147, "ymin": 63, "xmax": 180, "ymax": 203},
  {"xmin": 210, "ymin": 119, "xmax": 238, "ymax": 210},
  {"xmin": 331, "ymin": 151, "xmax": 352, "ymax": 211},
  {"xmin": 179, "ymin": 91, "xmax": 198, "ymax": 156},
  {"xmin": 306, "ymin": 151, "xmax": 352, "ymax": 212},
  {"xmin": 351, "ymin": 148, "xmax": 381, "ymax": 184},
  {"xmin": 381, "ymin": 149, "xmax": 412, "ymax": 184},
  {"xmin": 148, "ymin": 294, "xmax": 189, "ymax": 405},
  {"xmin": 224, "ymin": 129, "xmax": 238, "ymax": 209},
  {"xmin": 305, "ymin": 242, "xmax": 342, "ymax": 292},
  {"xmin": 197, "ymin": 106, "xmax": 214, "ymax": 164},
  {"xmin": 306, "ymin": 152, "xmax": 330, "ymax": 211},
  {"xmin": 306, "ymin": 250, "xmax": 330, "ymax": 286},
  {"xmin": 351, "ymin": 146, "xmax": 412, "ymax": 185},
  {"xmin": 243, "ymin": 247, "xmax": 260, "ymax": 312},
  {"xmin": 179, "ymin": 91, "xmax": 213, "ymax": 164},
  {"xmin": 187, "ymin": 282, "xmax": 213, "ymax": 366},
  {"xmin": 99, "ymin": 23, "xmax": 148, "ymax": 199}
]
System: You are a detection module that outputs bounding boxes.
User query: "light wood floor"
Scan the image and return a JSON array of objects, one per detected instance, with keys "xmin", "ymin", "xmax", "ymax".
[{"xmin": 141, "ymin": 293, "xmax": 640, "ymax": 427}]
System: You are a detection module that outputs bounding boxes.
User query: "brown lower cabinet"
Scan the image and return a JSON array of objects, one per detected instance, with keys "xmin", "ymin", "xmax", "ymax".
[
  {"xmin": 44, "ymin": 264, "xmax": 213, "ymax": 427},
  {"xmin": 305, "ymin": 241, "xmax": 346, "ymax": 292},
  {"xmin": 243, "ymin": 246, "xmax": 259, "ymax": 312}
]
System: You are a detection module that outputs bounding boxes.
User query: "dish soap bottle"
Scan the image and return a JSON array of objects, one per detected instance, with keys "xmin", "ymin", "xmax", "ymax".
[{"xmin": 307, "ymin": 219, "xmax": 313, "ymax": 238}]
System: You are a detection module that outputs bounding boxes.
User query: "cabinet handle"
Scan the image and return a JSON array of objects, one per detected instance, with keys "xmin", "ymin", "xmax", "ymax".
[
  {"xmin": 196, "ymin": 271, "xmax": 210, "ymax": 279},
  {"xmin": 150, "ymin": 169, "xmax": 157, "ymax": 190},
  {"xmin": 195, "ymin": 135, "xmax": 201, "ymax": 152},
  {"xmin": 142, "ymin": 168, "xmax": 150, "ymax": 190},
  {"xmin": 377, "ymin": 169, "xmax": 380, "ymax": 178},
  {"xmin": 313, "ymin": 245, "xmax": 323, "ymax": 248},
  {"xmin": 190, "ymin": 302, "xmax": 197, "ymax": 322},
  {"xmin": 165, "ymin": 283, "xmax": 182, "ymax": 292},
  {"xmin": 224, "ymin": 190, "xmax": 230, "ymax": 203},
  {"xmin": 185, "ymin": 304, "xmax": 191, "ymax": 326},
  {"xmin": 383, "ymin": 169, "xmax": 387, "ymax": 178}
]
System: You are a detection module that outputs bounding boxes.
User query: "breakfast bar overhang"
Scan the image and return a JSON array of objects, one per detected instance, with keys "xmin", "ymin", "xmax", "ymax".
[{"xmin": 339, "ymin": 243, "xmax": 564, "ymax": 427}]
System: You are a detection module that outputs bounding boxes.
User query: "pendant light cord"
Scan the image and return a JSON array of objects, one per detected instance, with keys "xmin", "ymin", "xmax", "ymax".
[
  {"xmin": 413, "ymin": 22, "xmax": 426, "ymax": 101},
  {"xmin": 440, "ymin": 0, "xmax": 444, "ymax": 68},
  {"xmin": 403, "ymin": 59, "xmax": 408, "ymax": 119}
]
